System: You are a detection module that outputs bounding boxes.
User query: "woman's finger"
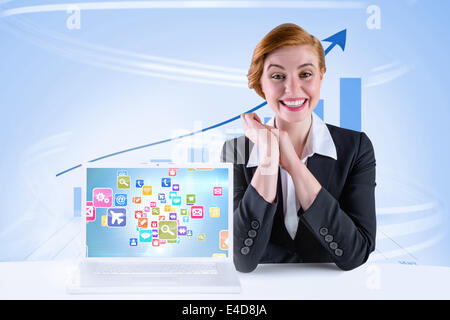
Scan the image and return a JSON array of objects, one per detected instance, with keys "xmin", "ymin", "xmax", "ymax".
[
  {"xmin": 268, "ymin": 127, "xmax": 279, "ymax": 139},
  {"xmin": 244, "ymin": 113, "xmax": 264, "ymax": 130},
  {"xmin": 252, "ymin": 113, "xmax": 262, "ymax": 124}
]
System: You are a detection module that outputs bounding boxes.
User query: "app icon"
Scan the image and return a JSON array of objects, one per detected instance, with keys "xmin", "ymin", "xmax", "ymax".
[
  {"xmin": 114, "ymin": 194, "xmax": 127, "ymax": 207},
  {"xmin": 152, "ymin": 207, "xmax": 160, "ymax": 215},
  {"xmin": 183, "ymin": 216, "xmax": 189, "ymax": 223},
  {"xmin": 168, "ymin": 168, "xmax": 177, "ymax": 176},
  {"xmin": 136, "ymin": 179, "xmax": 144, "ymax": 188},
  {"xmin": 191, "ymin": 206, "xmax": 204, "ymax": 219},
  {"xmin": 172, "ymin": 184, "xmax": 180, "ymax": 191},
  {"xmin": 93, "ymin": 188, "xmax": 113, "ymax": 208},
  {"xmin": 150, "ymin": 202, "xmax": 156, "ymax": 207},
  {"xmin": 117, "ymin": 176, "xmax": 130, "ymax": 189},
  {"xmin": 159, "ymin": 221, "xmax": 178, "ymax": 240},
  {"xmin": 186, "ymin": 194, "xmax": 196, "ymax": 204},
  {"xmin": 180, "ymin": 208, "xmax": 187, "ymax": 216},
  {"xmin": 209, "ymin": 206, "xmax": 220, "ymax": 218},
  {"xmin": 219, "ymin": 230, "xmax": 228, "ymax": 250},
  {"xmin": 101, "ymin": 215, "xmax": 107, "ymax": 226},
  {"xmin": 107, "ymin": 208, "xmax": 126, "ymax": 227},
  {"xmin": 139, "ymin": 230, "xmax": 152, "ymax": 242},
  {"xmin": 117, "ymin": 170, "xmax": 128, "ymax": 177},
  {"xmin": 144, "ymin": 206, "xmax": 150, "ymax": 212},
  {"xmin": 138, "ymin": 218, "xmax": 148, "ymax": 228},
  {"xmin": 135, "ymin": 210, "xmax": 144, "ymax": 219},
  {"xmin": 158, "ymin": 215, "xmax": 165, "ymax": 221},
  {"xmin": 158, "ymin": 193, "xmax": 166, "ymax": 201},
  {"xmin": 86, "ymin": 201, "xmax": 95, "ymax": 221},
  {"xmin": 151, "ymin": 221, "xmax": 158, "ymax": 228},
  {"xmin": 142, "ymin": 185, "xmax": 152, "ymax": 195},
  {"xmin": 197, "ymin": 233, "xmax": 206, "ymax": 241},
  {"xmin": 169, "ymin": 191, "xmax": 177, "ymax": 199},
  {"xmin": 129, "ymin": 238, "xmax": 138, "ymax": 246},
  {"xmin": 213, "ymin": 187, "xmax": 223, "ymax": 196},
  {"xmin": 161, "ymin": 178, "xmax": 171, "ymax": 187},
  {"xmin": 152, "ymin": 239, "xmax": 160, "ymax": 247},
  {"xmin": 132, "ymin": 196, "xmax": 141, "ymax": 204},
  {"xmin": 178, "ymin": 226, "xmax": 187, "ymax": 236},
  {"xmin": 169, "ymin": 213, "xmax": 177, "ymax": 220},
  {"xmin": 172, "ymin": 196, "xmax": 181, "ymax": 206},
  {"xmin": 187, "ymin": 229, "xmax": 193, "ymax": 236},
  {"xmin": 152, "ymin": 229, "xmax": 158, "ymax": 237},
  {"xmin": 164, "ymin": 205, "xmax": 172, "ymax": 212}
]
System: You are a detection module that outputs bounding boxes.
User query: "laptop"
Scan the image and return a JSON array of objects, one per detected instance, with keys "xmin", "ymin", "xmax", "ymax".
[{"xmin": 67, "ymin": 162, "xmax": 240, "ymax": 294}]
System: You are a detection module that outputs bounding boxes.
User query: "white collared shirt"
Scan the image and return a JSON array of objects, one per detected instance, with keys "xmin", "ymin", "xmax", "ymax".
[{"xmin": 246, "ymin": 112, "xmax": 337, "ymax": 240}]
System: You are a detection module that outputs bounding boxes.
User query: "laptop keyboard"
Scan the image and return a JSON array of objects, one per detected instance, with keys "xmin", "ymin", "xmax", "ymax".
[{"xmin": 91, "ymin": 262, "xmax": 218, "ymax": 275}]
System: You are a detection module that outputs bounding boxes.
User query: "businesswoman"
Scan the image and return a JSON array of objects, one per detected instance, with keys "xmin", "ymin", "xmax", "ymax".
[{"xmin": 221, "ymin": 23, "xmax": 376, "ymax": 272}]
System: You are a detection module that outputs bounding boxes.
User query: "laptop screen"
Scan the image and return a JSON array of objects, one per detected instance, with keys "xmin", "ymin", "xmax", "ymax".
[{"xmin": 85, "ymin": 166, "xmax": 230, "ymax": 258}]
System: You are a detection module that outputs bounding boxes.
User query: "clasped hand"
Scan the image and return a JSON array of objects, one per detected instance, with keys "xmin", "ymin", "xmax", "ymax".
[{"xmin": 241, "ymin": 113, "xmax": 300, "ymax": 174}]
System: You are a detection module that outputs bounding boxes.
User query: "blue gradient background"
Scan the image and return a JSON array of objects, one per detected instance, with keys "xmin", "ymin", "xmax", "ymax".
[{"xmin": 0, "ymin": 0, "xmax": 450, "ymax": 267}]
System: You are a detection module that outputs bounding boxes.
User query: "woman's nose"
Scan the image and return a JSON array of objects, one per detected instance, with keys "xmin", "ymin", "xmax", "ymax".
[{"xmin": 284, "ymin": 76, "xmax": 303, "ymax": 96}]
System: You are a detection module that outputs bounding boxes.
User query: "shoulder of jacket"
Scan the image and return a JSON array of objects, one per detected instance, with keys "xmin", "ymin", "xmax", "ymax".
[
  {"xmin": 325, "ymin": 124, "xmax": 374, "ymax": 162},
  {"xmin": 326, "ymin": 123, "xmax": 372, "ymax": 147}
]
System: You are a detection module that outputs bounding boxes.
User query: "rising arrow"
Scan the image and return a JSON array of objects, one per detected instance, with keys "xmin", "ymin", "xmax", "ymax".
[
  {"xmin": 322, "ymin": 29, "xmax": 347, "ymax": 55},
  {"xmin": 56, "ymin": 29, "xmax": 348, "ymax": 177}
]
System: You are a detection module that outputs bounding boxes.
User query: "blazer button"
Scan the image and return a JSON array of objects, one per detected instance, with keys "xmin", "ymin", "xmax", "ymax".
[
  {"xmin": 244, "ymin": 238, "xmax": 254, "ymax": 247},
  {"xmin": 248, "ymin": 229, "xmax": 257, "ymax": 238},
  {"xmin": 324, "ymin": 235, "xmax": 333, "ymax": 243},
  {"xmin": 335, "ymin": 249, "xmax": 343, "ymax": 257},
  {"xmin": 329, "ymin": 242, "xmax": 338, "ymax": 250},
  {"xmin": 241, "ymin": 247, "xmax": 250, "ymax": 255},
  {"xmin": 319, "ymin": 227, "xmax": 328, "ymax": 236},
  {"xmin": 251, "ymin": 220, "xmax": 260, "ymax": 230}
]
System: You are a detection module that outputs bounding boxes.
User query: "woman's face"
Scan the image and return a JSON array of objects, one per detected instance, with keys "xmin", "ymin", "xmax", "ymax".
[{"xmin": 260, "ymin": 45, "xmax": 324, "ymax": 125}]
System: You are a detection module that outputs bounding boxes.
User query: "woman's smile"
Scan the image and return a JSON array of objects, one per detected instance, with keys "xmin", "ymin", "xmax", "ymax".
[{"xmin": 279, "ymin": 97, "xmax": 308, "ymax": 111}]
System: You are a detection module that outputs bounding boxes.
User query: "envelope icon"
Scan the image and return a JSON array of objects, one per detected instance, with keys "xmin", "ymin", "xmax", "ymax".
[
  {"xmin": 191, "ymin": 206, "xmax": 204, "ymax": 219},
  {"xmin": 213, "ymin": 187, "xmax": 223, "ymax": 196}
]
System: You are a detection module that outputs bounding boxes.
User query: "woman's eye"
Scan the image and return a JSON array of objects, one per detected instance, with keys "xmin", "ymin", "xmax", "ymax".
[
  {"xmin": 300, "ymin": 72, "xmax": 312, "ymax": 78},
  {"xmin": 271, "ymin": 74, "xmax": 285, "ymax": 80}
]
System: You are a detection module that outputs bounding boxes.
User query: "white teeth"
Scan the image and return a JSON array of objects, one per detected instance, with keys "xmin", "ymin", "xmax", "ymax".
[{"xmin": 282, "ymin": 99, "xmax": 306, "ymax": 107}]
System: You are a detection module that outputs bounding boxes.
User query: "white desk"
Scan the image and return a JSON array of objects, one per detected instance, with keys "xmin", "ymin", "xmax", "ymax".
[{"xmin": 0, "ymin": 261, "xmax": 449, "ymax": 299}]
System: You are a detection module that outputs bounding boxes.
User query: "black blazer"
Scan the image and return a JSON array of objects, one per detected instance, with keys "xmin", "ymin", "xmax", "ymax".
[{"xmin": 221, "ymin": 123, "xmax": 376, "ymax": 272}]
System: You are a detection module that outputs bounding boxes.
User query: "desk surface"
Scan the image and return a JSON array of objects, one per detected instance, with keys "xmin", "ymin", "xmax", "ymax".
[{"xmin": 0, "ymin": 261, "xmax": 449, "ymax": 299}]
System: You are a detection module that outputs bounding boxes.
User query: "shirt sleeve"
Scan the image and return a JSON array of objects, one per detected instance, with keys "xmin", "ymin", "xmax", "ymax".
[{"xmin": 298, "ymin": 132, "xmax": 377, "ymax": 271}]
